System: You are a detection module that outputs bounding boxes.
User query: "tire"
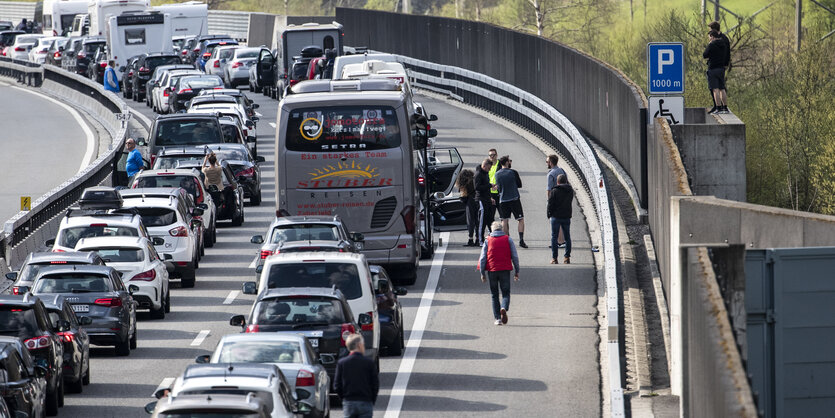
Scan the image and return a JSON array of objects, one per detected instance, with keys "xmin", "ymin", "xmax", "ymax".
[
  {"xmin": 164, "ymin": 290, "xmax": 171, "ymax": 313},
  {"xmin": 388, "ymin": 327, "xmax": 404, "ymax": 356},
  {"xmin": 130, "ymin": 327, "xmax": 137, "ymax": 349},
  {"xmin": 45, "ymin": 384, "xmax": 59, "ymax": 416},
  {"xmin": 68, "ymin": 368, "xmax": 83, "ymax": 393},
  {"xmin": 231, "ymin": 207, "xmax": 244, "ymax": 226},
  {"xmin": 396, "ymin": 264, "xmax": 418, "ymax": 286},
  {"xmin": 181, "ymin": 267, "xmax": 196, "ymax": 288},
  {"xmin": 151, "ymin": 296, "xmax": 165, "ymax": 319},
  {"xmin": 253, "ymin": 83, "xmax": 261, "ymax": 93},
  {"xmin": 57, "ymin": 380, "xmax": 64, "ymax": 407},
  {"xmin": 204, "ymin": 227, "xmax": 214, "ymax": 247},
  {"xmin": 82, "ymin": 360, "xmax": 90, "ymax": 385},
  {"xmin": 115, "ymin": 335, "xmax": 130, "ymax": 356},
  {"xmin": 250, "ymin": 190, "xmax": 262, "ymax": 206}
]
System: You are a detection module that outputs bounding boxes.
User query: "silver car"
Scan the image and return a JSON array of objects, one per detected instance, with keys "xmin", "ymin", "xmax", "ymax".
[{"xmin": 223, "ymin": 47, "xmax": 260, "ymax": 88}]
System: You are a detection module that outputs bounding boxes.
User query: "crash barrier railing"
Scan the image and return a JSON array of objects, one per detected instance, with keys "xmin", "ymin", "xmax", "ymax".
[
  {"xmin": 0, "ymin": 56, "xmax": 43, "ymax": 86},
  {"xmin": 0, "ymin": 61, "xmax": 128, "ymax": 269},
  {"xmin": 390, "ymin": 54, "xmax": 625, "ymax": 416}
]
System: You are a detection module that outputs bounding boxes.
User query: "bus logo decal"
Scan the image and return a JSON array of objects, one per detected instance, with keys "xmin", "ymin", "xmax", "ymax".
[
  {"xmin": 300, "ymin": 117, "xmax": 323, "ymax": 141},
  {"xmin": 309, "ymin": 161, "xmax": 379, "ymax": 180}
]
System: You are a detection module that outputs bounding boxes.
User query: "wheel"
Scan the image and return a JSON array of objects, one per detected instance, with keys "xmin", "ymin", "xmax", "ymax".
[
  {"xmin": 396, "ymin": 265, "xmax": 417, "ymax": 286},
  {"xmin": 199, "ymin": 239, "xmax": 205, "ymax": 257},
  {"xmin": 388, "ymin": 327, "xmax": 404, "ymax": 356},
  {"xmin": 129, "ymin": 327, "xmax": 137, "ymax": 349},
  {"xmin": 67, "ymin": 366, "xmax": 84, "ymax": 393},
  {"xmin": 115, "ymin": 335, "xmax": 130, "ymax": 356},
  {"xmin": 151, "ymin": 295, "xmax": 165, "ymax": 319},
  {"xmin": 182, "ymin": 267, "xmax": 196, "ymax": 288},
  {"xmin": 44, "ymin": 384, "xmax": 59, "ymax": 416},
  {"xmin": 164, "ymin": 290, "xmax": 171, "ymax": 313},
  {"xmin": 231, "ymin": 207, "xmax": 244, "ymax": 226},
  {"xmin": 82, "ymin": 360, "xmax": 90, "ymax": 385},
  {"xmin": 57, "ymin": 380, "xmax": 64, "ymax": 407},
  {"xmin": 146, "ymin": 93, "xmax": 151, "ymax": 107},
  {"xmin": 250, "ymin": 190, "xmax": 262, "ymax": 206},
  {"xmin": 204, "ymin": 226, "xmax": 214, "ymax": 247}
]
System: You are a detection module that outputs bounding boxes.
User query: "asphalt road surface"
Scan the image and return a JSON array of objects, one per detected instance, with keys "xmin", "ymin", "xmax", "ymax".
[
  {"xmin": 0, "ymin": 79, "xmax": 93, "ymax": 224},
  {"xmin": 49, "ymin": 88, "xmax": 600, "ymax": 417}
]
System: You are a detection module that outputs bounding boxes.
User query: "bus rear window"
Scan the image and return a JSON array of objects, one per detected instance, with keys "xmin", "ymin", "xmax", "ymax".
[{"xmin": 285, "ymin": 106, "xmax": 401, "ymax": 152}]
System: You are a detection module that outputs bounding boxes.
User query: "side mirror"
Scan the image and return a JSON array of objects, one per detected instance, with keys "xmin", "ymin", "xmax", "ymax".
[
  {"xmin": 191, "ymin": 208, "xmax": 204, "ymax": 217},
  {"xmin": 144, "ymin": 401, "xmax": 157, "ymax": 414},
  {"xmin": 255, "ymin": 156, "xmax": 265, "ymax": 163},
  {"xmin": 432, "ymin": 192, "xmax": 446, "ymax": 200},
  {"xmin": 163, "ymin": 253, "xmax": 173, "ymax": 261},
  {"xmin": 119, "ymin": 66, "xmax": 126, "ymax": 72},
  {"xmin": 250, "ymin": 235, "xmax": 264, "ymax": 244},
  {"xmin": 394, "ymin": 287, "xmax": 408, "ymax": 296},
  {"xmin": 247, "ymin": 136, "xmax": 257, "ymax": 143},
  {"xmin": 136, "ymin": 138, "xmax": 146, "ymax": 146},
  {"xmin": 195, "ymin": 354, "xmax": 211, "ymax": 363},
  {"xmin": 44, "ymin": 239, "xmax": 55, "ymax": 247},
  {"xmin": 251, "ymin": 117, "xmax": 260, "ymax": 122},
  {"xmin": 252, "ymin": 103, "xmax": 260, "ymax": 109},
  {"xmin": 79, "ymin": 316, "xmax": 93, "ymax": 325},
  {"xmin": 358, "ymin": 313, "xmax": 372, "ymax": 325},
  {"xmin": 229, "ymin": 314, "xmax": 246, "ymax": 327},
  {"xmin": 428, "ymin": 128, "xmax": 438, "ymax": 138},
  {"xmin": 197, "ymin": 203, "xmax": 208, "ymax": 210},
  {"xmin": 34, "ymin": 365, "xmax": 47, "ymax": 378},
  {"xmin": 318, "ymin": 353, "xmax": 336, "ymax": 365},
  {"xmin": 255, "ymin": 265, "xmax": 263, "ymax": 274},
  {"xmin": 128, "ymin": 284, "xmax": 140, "ymax": 294},
  {"xmin": 4, "ymin": 272, "xmax": 17, "ymax": 281},
  {"xmin": 429, "ymin": 114, "xmax": 438, "ymax": 121},
  {"xmin": 152, "ymin": 237, "xmax": 165, "ymax": 246},
  {"xmin": 241, "ymin": 281, "xmax": 257, "ymax": 295},
  {"xmin": 56, "ymin": 319, "xmax": 71, "ymax": 333},
  {"xmin": 349, "ymin": 232, "xmax": 364, "ymax": 242},
  {"xmin": 376, "ymin": 278, "xmax": 390, "ymax": 293}
]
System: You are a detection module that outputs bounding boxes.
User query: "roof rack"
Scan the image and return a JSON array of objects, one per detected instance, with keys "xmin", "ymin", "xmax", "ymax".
[{"xmin": 66, "ymin": 206, "xmax": 140, "ymax": 218}]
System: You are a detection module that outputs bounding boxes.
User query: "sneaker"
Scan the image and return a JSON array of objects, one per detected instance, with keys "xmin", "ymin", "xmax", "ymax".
[
  {"xmin": 550, "ymin": 258, "xmax": 558, "ymax": 264},
  {"xmin": 564, "ymin": 256, "xmax": 571, "ymax": 264},
  {"xmin": 463, "ymin": 239, "xmax": 474, "ymax": 247},
  {"xmin": 707, "ymin": 106, "xmax": 719, "ymax": 114},
  {"xmin": 500, "ymin": 308, "xmax": 508, "ymax": 324},
  {"xmin": 494, "ymin": 319, "xmax": 503, "ymax": 326},
  {"xmin": 718, "ymin": 106, "xmax": 730, "ymax": 114},
  {"xmin": 558, "ymin": 242, "xmax": 566, "ymax": 248},
  {"xmin": 519, "ymin": 240, "xmax": 528, "ymax": 249}
]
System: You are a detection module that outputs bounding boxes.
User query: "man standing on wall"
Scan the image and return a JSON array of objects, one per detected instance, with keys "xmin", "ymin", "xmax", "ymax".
[
  {"xmin": 103, "ymin": 60, "xmax": 120, "ymax": 94},
  {"xmin": 495, "ymin": 156, "xmax": 527, "ymax": 248},
  {"xmin": 708, "ymin": 21, "xmax": 731, "ymax": 114},
  {"xmin": 704, "ymin": 30, "xmax": 728, "ymax": 114}
]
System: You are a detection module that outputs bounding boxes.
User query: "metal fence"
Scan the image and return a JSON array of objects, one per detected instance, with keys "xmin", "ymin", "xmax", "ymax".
[{"xmin": 207, "ymin": 10, "xmax": 251, "ymax": 42}]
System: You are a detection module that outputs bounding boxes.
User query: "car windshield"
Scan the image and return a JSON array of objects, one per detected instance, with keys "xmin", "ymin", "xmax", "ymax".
[
  {"xmin": 34, "ymin": 273, "xmax": 112, "ymax": 294},
  {"xmin": 154, "ymin": 119, "xmax": 223, "ymax": 146},
  {"xmin": 214, "ymin": 148, "xmax": 247, "ymax": 161},
  {"xmin": 18, "ymin": 261, "xmax": 89, "ymax": 283},
  {"xmin": 285, "ymin": 106, "xmax": 402, "ymax": 152},
  {"xmin": 146, "ymin": 56, "xmax": 180, "ymax": 68},
  {"xmin": 0, "ymin": 307, "xmax": 39, "ymax": 340},
  {"xmin": 0, "ymin": 33, "xmax": 19, "ymax": 45},
  {"xmin": 83, "ymin": 42, "xmax": 104, "ymax": 54},
  {"xmin": 236, "ymin": 50, "xmax": 258, "ymax": 59},
  {"xmin": 219, "ymin": 49, "xmax": 234, "ymax": 59},
  {"xmin": 291, "ymin": 62, "xmax": 307, "ymax": 80},
  {"xmin": 220, "ymin": 125, "xmax": 242, "ymax": 143},
  {"xmin": 155, "ymin": 156, "xmax": 204, "ymax": 169},
  {"xmin": 130, "ymin": 207, "xmax": 178, "ymax": 227},
  {"xmin": 181, "ymin": 76, "xmax": 223, "ymax": 89},
  {"xmin": 269, "ymin": 224, "xmax": 338, "ymax": 244},
  {"xmin": 134, "ymin": 175, "xmax": 199, "ymax": 200},
  {"xmin": 58, "ymin": 226, "xmax": 139, "ymax": 249},
  {"xmin": 216, "ymin": 340, "xmax": 302, "ymax": 364},
  {"xmin": 267, "ymin": 263, "xmax": 361, "ymax": 299},
  {"xmin": 80, "ymin": 247, "xmax": 143, "ymax": 263},
  {"xmin": 255, "ymin": 297, "xmax": 345, "ymax": 325}
]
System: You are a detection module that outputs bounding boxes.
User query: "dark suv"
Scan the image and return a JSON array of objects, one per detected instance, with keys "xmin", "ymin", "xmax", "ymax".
[
  {"xmin": 230, "ymin": 287, "xmax": 363, "ymax": 388},
  {"xmin": 0, "ymin": 336, "xmax": 48, "ymax": 418},
  {"xmin": 74, "ymin": 37, "xmax": 105, "ymax": 76},
  {"xmin": 6, "ymin": 251, "xmax": 106, "ymax": 295},
  {"xmin": 143, "ymin": 114, "xmax": 225, "ymax": 165},
  {"xmin": 131, "ymin": 53, "xmax": 182, "ymax": 102},
  {"xmin": 0, "ymin": 295, "xmax": 65, "ymax": 416}
]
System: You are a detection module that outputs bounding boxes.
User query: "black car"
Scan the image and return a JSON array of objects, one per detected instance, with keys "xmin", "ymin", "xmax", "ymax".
[
  {"xmin": 121, "ymin": 54, "xmax": 144, "ymax": 100},
  {"xmin": 183, "ymin": 34, "xmax": 232, "ymax": 66},
  {"xmin": 204, "ymin": 143, "xmax": 265, "ymax": 204},
  {"xmin": 175, "ymin": 160, "xmax": 245, "ymax": 225},
  {"xmin": 0, "ymin": 295, "xmax": 65, "ymax": 416},
  {"xmin": 0, "ymin": 336, "xmax": 48, "ymax": 418},
  {"xmin": 41, "ymin": 295, "xmax": 91, "ymax": 394},
  {"xmin": 370, "ymin": 266, "xmax": 407, "ymax": 356},
  {"xmin": 169, "ymin": 74, "xmax": 224, "ymax": 113},
  {"xmin": 229, "ymin": 287, "xmax": 362, "ymax": 388},
  {"xmin": 132, "ymin": 53, "xmax": 182, "ymax": 102},
  {"xmin": 87, "ymin": 45, "xmax": 107, "ymax": 84},
  {"xmin": 143, "ymin": 114, "xmax": 225, "ymax": 163},
  {"xmin": 60, "ymin": 36, "xmax": 84, "ymax": 72},
  {"xmin": 74, "ymin": 37, "xmax": 105, "ymax": 76},
  {"xmin": 6, "ymin": 251, "xmax": 106, "ymax": 296},
  {"xmin": 30, "ymin": 265, "xmax": 138, "ymax": 357}
]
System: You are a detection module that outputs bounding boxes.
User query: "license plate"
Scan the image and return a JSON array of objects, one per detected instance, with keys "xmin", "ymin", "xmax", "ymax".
[
  {"xmin": 72, "ymin": 304, "xmax": 89, "ymax": 313},
  {"xmin": 308, "ymin": 338, "xmax": 319, "ymax": 348}
]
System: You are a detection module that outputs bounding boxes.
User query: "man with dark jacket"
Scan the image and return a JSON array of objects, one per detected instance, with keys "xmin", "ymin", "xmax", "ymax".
[
  {"xmin": 474, "ymin": 158, "xmax": 494, "ymax": 245},
  {"xmin": 704, "ymin": 30, "xmax": 728, "ymax": 114},
  {"xmin": 334, "ymin": 334, "xmax": 378, "ymax": 418},
  {"xmin": 708, "ymin": 21, "xmax": 731, "ymax": 113},
  {"xmin": 547, "ymin": 174, "xmax": 574, "ymax": 264}
]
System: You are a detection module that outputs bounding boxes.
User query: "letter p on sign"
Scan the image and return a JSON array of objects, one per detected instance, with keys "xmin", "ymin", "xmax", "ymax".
[{"xmin": 657, "ymin": 49, "xmax": 674, "ymax": 73}]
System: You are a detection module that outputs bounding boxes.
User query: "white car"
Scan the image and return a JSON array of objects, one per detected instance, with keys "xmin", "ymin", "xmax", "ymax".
[
  {"xmin": 152, "ymin": 69, "xmax": 201, "ymax": 113},
  {"xmin": 119, "ymin": 187, "xmax": 203, "ymax": 288},
  {"xmin": 187, "ymin": 104, "xmax": 254, "ymax": 140},
  {"xmin": 205, "ymin": 45, "xmax": 237, "ymax": 77},
  {"xmin": 74, "ymin": 236, "xmax": 171, "ymax": 319},
  {"xmin": 7, "ymin": 34, "xmax": 45, "ymax": 61},
  {"xmin": 242, "ymin": 252, "xmax": 381, "ymax": 364},
  {"xmin": 28, "ymin": 36, "xmax": 64, "ymax": 64},
  {"xmin": 49, "ymin": 210, "xmax": 156, "ymax": 253}
]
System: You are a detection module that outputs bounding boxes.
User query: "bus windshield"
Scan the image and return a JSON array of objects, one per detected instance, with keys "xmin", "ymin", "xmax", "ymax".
[{"xmin": 285, "ymin": 106, "xmax": 401, "ymax": 152}]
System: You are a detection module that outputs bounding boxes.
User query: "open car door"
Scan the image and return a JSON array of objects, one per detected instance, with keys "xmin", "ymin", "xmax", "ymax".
[
  {"xmin": 256, "ymin": 48, "xmax": 275, "ymax": 89},
  {"xmin": 423, "ymin": 147, "xmax": 468, "ymax": 231}
]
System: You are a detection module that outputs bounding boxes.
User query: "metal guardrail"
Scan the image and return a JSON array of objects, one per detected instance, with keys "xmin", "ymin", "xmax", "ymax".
[
  {"xmin": 394, "ymin": 54, "xmax": 625, "ymax": 416},
  {"xmin": 0, "ymin": 56, "xmax": 43, "ymax": 86}
]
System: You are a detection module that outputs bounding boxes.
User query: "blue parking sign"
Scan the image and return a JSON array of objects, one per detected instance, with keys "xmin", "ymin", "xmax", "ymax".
[{"xmin": 647, "ymin": 43, "xmax": 684, "ymax": 94}]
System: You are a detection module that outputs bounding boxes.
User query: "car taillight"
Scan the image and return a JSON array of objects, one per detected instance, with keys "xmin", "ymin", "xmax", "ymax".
[
  {"xmin": 202, "ymin": 52, "xmax": 211, "ymax": 59},
  {"xmin": 213, "ymin": 61, "xmax": 219, "ymax": 68},
  {"xmin": 139, "ymin": 66, "xmax": 149, "ymax": 73},
  {"xmin": 361, "ymin": 311, "xmax": 374, "ymax": 331},
  {"xmin": 14, "ymin": 47, "xmax": 24, "ymax": 51},
  {"xmin": 99, "ymin": 62, "xmax": 106, "ymax": 68},
  {"xmin": 170, "ymin": 226, "xmax": 188, "ymax": 237},
  {"xmin": 401, "ymin": 205, "xmax": 416, "ymax": 234},
  {"xmin": 260, "ymin": 250, "xmax": 273, "ymax": 259},
  {"xmin": 289, "ymin": 79, "xmax": 298, "ymax": 86},
  {"xmin": 54, "ymin": 52, "xmax": 61, "ymax": 58},
  {"xmin": 128, "ymin": 70, "xmax": 133, "ymax": 77},
  {"xmin": 193, "ymin": 47, "xmax": 200, "ymax": 52},
  {"xmin": 181, "ymin": 49, "xmax": 187, "ymax": 55},
  {"xmin": 178, "ymin": 88, "xmax": 192, "ymax": 94},
  {"xmin": 150, "ymin": 154, "xmax": 156, "ymax": 166},
  {"xmin": 131, "ymin": 269, "xmax": 156, "ymax": 281},
  {"xmin": 236, "ymin": 167, "xmax": 254, "ymax": 177},
  {"xmin": 245, "ymin": 324, "xmax": 259, "ymax": 333},
  {"xmin": 94, "ymin": 298, "xmax": 122, "ymax": 307},
  {"xmin": 37, "ymin": 50, "xmax": 46, "ymax": 54},
  {"xmin": 77, "ymin": 52, "xmax": 86, "ymax": 59},
  {"xmin": 53, "ymin": 30, "xmax": 58, "ymax": 36},
  {"xmin": 231, "ymin": 62, "xmax": 242, "ymax": 68},
  {"xmin": 53, "ymin": 249, "xmax": 66, "ymax": 252},
  {"xmin": 296, "ymin": 369, "xmax": 315, "ymax": 387},
  {"xmin": 340, "ymin": 324, "xmax": 355, "ymax": 346},
  {"xmin": 24, "ymin": 336, "xmax": 50, "ymax": 350},
  {"xmin": 57, "ymin": 331, "xmax": 75, "ymax": 343},
  {"xmin": 11, "ymin": 287, "xmax": 20, "ymax": 295},
  {"xmin": 163, "ymin": 89, "xmax": 169, "ymax": 97},
  {"xmin": 417, "ymin": 175, "xmax": 425, "ymax": 186}
]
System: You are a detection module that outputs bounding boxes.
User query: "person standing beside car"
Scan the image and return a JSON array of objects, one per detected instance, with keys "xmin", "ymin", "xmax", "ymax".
[
  {"xmin": 455, "ymin": 168, "xmax": 478, "ymax": 246},
  {"xmin": 334, "ymin": 333, "xmax": 378, "ymax": 418},
  {"xmin": 125, "ymin": 138, "xmax": 143, "ymax": 184},
  {"xmin": 474, "ymin": 158, "xmax": 494, "ymax": 246}
]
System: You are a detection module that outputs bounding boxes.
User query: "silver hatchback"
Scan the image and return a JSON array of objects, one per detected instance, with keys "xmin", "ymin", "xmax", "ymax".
[{"xmin": 224, "ymin": 47, "xmax": 260, "ymax": 87}]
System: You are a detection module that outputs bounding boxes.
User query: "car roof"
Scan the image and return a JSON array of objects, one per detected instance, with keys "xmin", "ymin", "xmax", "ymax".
[
  {"xmin": 183, "ymin": 363, "xmax": 279, "ymax": 380},
  {"xmin": 274, "ymin": 215, "xmax": 341, "ymax": 224},
  {"xmin": 39, "ymin": 294, "xmax": 67, "ymax": 310},
  {"xmin": 120, "ymin": 187, "xmax": 185, "ymax": 199},
  {"xmin": 137, "ymin": 168, "xmax": 202, "ymax": 176},
  {"xmin": 264, "ymin": 251, "xmax": 365, "ymax": 265},
  {"xmin": 276, "ymin": 240, "xmax": 343, "ymax": 250},
  {"xmin": 200, "ymin": 89, "xmax": 242, "ymax": 96},
  {"xmin": 74, "ymin": 236, "xmax": 147, "ymax": 250},
  {"xmin": 25, "ymin": 251, "xmax": 101, "ymax": 264},
  {"xmin": 259, "ymin": 286, "xmax": 346, "ymax": 300},
  {"xmin": 33, "ymin": 264, "xmax": 114, "ymax": 276},
  {"xmin": 156, "ymin": 146, "xmax": 208, "ymax": 155},
  {"xmin": 154, "ymin": 113, "xmax": 220, "ymax": 121},
  {"xmin": 191, "ymin": 96, "xmax": 237, "ymax": 104},
  {"xmin": 0, "ymin": 294, "xmax": 40, "ymax": 306},
  {"xmin": 219, "ymin": 332, "xmax": 307, "ymax": 344},
  {"xmin": 61, "ymin": 212, "xmax": 141, "ymax": 227},
  {"xmin": 143, "ymin": 52, "xmax": 180, "ymax": 58}
]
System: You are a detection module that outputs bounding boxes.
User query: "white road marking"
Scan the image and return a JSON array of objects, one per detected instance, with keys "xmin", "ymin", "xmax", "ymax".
[
  {"xmin": 190, "ymin": 330, "xmax": 210, "ymax": 346},
  {"xmin": 269, "ymin": 122, "xmax": 276, "ymax": 128},
  {"xmin": 223, "ymin": 290, "xmax": 239, "ymax": 305},
  {"xmin": 255, "ymin": 111, "xmax": 262, "ymax": 117},
  {"xmin": 153, "ymin": 377, "xmax": 175, "ymax": 397},
  {"xmin": 248, "ymin": 255, "xmax": 258, "ymax": 269},
  {"xmin": 385, "ymin": 232, "xmax": 450, "ymax": 418},
  {"xmin": 7, "ymin": 84, "xmax": 96, "ymax": 173}
]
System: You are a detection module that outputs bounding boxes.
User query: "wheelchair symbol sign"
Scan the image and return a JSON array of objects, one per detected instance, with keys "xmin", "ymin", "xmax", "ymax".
[{"xmin": 648, "ymin": 96, "xmax": 684, "ymax": 126}]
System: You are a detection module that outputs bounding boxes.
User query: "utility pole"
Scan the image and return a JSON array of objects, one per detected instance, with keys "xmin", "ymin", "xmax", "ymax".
[
  {"xmin": 402, "ymin": 0, "xmax": 410, "ymax": 14},
  {"xmin": 701, "ymin": 0, "xmax": 706, "ymax": 21},
  {"xmin": 714, "ymin": 0, "xmax": 720, "ymax": 22},
  {"xmin": 795, "ymin": 0, "xmax": 802, "ymax": 51}
]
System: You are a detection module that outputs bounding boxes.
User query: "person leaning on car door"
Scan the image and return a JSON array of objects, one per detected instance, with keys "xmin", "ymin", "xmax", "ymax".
[{"xmin": 103, "ymin": 60, "xmax": 120, "ymax": 93}]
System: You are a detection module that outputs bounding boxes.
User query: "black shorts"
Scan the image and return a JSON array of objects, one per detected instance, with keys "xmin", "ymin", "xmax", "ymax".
[
  {"xmin": 498, "ymin": 199, "xmax": 524, "ymax": 220},
  {"xmin": 707, "ymin": 68, "xmax": 725, "ymax": 90}
]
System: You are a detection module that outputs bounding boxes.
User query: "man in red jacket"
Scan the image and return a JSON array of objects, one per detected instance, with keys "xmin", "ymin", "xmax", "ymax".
[{"xmin": 478, "ymin": 221, "xmax": 520, "ymax": 325}]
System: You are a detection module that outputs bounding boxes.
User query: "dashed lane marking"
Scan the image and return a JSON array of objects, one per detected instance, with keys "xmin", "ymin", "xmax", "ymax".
[
  {"xmin": 223, "ymin": 291, "xmax": 239, "ymax": 305},
  {"xmin": 269, "ymin": 122, "xmax": 276, "ymax": 128},
  {"xmin": 190, "ymin": 330, "xmax": 210, "ymax": 346}
]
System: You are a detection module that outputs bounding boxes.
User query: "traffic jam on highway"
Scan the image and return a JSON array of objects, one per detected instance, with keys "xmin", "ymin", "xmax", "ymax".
[{"xmin": 0, "ymin": 2, "xmax": 464, "ymax": 417}]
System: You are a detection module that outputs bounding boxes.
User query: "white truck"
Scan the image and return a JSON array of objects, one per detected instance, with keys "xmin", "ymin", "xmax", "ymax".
[
  {"xmin": 152, "ymin": 1, "xmax": 207, "ymax": 38},
  {"xmin": 42, "ymin": 0, "xmax": 88, "ymax": 36},
  {"xmin": 89, "ymin": 0, "xmax": 150, "ymax": 37},
  {"xmin": 105, "ymin": 11, "xmax": 172, "ymax": 81}
]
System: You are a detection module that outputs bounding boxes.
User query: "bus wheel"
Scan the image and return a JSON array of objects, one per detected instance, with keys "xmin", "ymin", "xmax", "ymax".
[{"xmin": 395, "ymin": 264, "xmax": 417, "ymax": 286}]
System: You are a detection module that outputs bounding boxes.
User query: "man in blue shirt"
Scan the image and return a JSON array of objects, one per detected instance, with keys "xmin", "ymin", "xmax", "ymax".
[
  {"xmin": 103, "ymin": 60, "xmax": 120, "ymax": 93},
  {"xmin": 125, "ymin": 138, "xmax": 143, "ymax": 184},
  {"xmin": 494, "ymin": 156, "xmax": 527, "ymax": 248}
]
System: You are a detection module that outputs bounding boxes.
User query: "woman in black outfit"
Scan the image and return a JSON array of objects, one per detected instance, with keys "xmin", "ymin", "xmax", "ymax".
[{"xmin": 456, "ymin": 168, "xmax": 478, "ymax": 246}]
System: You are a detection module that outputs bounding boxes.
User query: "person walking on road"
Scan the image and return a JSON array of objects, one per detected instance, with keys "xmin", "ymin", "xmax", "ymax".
[
  {"xmin": 546, "ymin": 154, "xmax": 567, "ymax": 247},
  {"xmin": 708, "ymin": 21, "xmax": 731, "ymax": 114},
  {"xmin": 124, "ymin": 138, "xmax": 143, "ymax": 185},
  {"xmin": 479, "ymin": 221, "xmax": 520, "ymax": 325},
  {"xmin": 474, "ymin": 158, "xmax": 495, "ymax": 245},
  {"xmin": 456, "ymin": 168, "xmax": 479, "ymax": 246},
  {"xmin": 103, "ymin": 60, "xmax": 120, "ymax": 93},
  {"xmin": 334, "ymin": 333, "xmax": 378, "ymax": 418},
  {"xmin": 704, "ymin": 30, "xmax": 728, "ymax": 114},
  {"xmin": 494, "ymin": 156, "xmax": 527, "ymax": 248},
  {"xmin": 548, "ymin": 174, "xmax": 574, "ymax": 264}
]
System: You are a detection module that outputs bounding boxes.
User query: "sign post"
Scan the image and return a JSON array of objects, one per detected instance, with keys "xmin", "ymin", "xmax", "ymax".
[
  {"xmin": 647, "ymin": 42, "xmax": 685, "ymax": 125},
  {"xmin": 20, "ymin": 196, "xmax": 31, "ymax": 211}
]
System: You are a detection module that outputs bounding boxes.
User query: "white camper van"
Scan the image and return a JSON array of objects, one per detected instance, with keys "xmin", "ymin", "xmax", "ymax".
[
  {"xmin": 152, "ymin": 1, "xmax": 207, "ymax": 37},
  {"xmin": 89, "ymin": 0, "xmax": 150, "ymax": 36},
  {"xmin": 105, "ymin": 11, "xmax": 173, "ymax": 81},
  {"xmin": 43, "ymin": 0, "xmax": 88, "ymax": 36}
]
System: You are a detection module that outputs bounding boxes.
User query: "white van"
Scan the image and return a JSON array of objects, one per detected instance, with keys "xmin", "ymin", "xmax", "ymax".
[
  {"xmin": 88, "ymin": 0, "xmax": 150, "ymax": 36},
  {"xmin": 152, "ymin": 1, "xmax": 207, "ymax": 37},
  {"xmin": 42, "ymin": 0, "xmax": 87, "ymax": 36},
  {"xmin": 68, "ymin": 13, "xmax": 90, "ymax": 37},
  {"xmin": 105, "ymin": 11, "xmax": 173, "ymax": 81}
]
